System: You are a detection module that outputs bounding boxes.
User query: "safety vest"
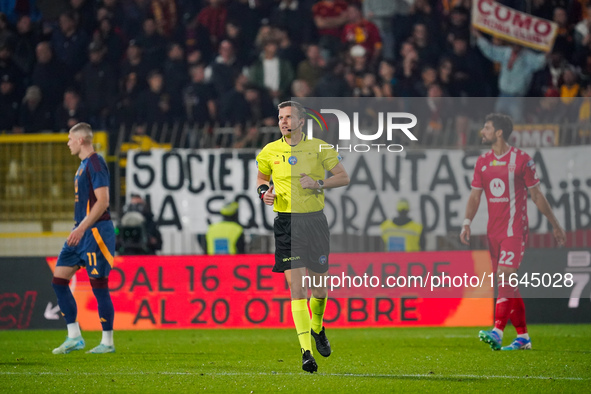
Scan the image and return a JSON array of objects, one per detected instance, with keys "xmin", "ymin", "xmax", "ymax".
[
  {"xmin": 380, "ymin": 220, "xmax": 423, "ymax": 252},
  {"xmin": 206, "ymin": 221, "xmax": 243, "ymax": 255}
]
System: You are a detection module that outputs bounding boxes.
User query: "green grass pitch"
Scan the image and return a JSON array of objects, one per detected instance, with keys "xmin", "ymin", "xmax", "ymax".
[{"xmin": 1, "ymin": 325, "xmax": 590, "ymax": 392}]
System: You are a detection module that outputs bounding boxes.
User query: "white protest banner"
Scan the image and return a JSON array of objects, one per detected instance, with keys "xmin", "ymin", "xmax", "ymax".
[
  {"xmin": 472, "ymin": 0, "xmax": 558, "ymax": 52},
  {"xmin": 126, "ymin": 147, "xmax": 591, "ymax": 254}
]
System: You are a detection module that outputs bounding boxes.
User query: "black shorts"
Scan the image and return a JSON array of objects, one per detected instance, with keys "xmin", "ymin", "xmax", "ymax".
[{"xmin": 273, "ymin": 211, "xmax": 330, "ymax": 273}]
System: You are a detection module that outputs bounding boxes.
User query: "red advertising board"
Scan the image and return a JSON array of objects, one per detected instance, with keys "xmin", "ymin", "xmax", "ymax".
[{"xmin": 46, "ymin": 252, "xmax": 493, "ymax": 330}]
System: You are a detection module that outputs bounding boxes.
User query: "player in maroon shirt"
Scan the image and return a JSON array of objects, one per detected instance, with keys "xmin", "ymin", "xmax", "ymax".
[{"xmin": 460, "ymin": 113, "xmax": 566, "ymax": 351}]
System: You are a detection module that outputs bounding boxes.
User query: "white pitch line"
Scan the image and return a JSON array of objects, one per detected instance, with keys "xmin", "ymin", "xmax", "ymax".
[{"xmin": 0, "ymin": 371, "xmax": 586, "ymax": 381}]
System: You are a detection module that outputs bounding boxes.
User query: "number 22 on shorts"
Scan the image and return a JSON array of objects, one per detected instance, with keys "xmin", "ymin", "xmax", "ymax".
[{"xmin": 499, "ymin": 251, "xmax": 514, "ymax": 266}]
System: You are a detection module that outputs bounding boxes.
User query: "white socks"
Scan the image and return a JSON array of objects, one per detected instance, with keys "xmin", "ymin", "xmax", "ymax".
[
  {"xmin": 67, "ymin": 322, "xmax": 81, "ymax": 338},
  {"xmin": 101, "ymin": 330, "xmax": 114, "ymax": 346},
  {"xmin": 492, "ymin": 327, "xmax": 503, "ymax": 339},
  {"xmin": 517, "ymin": 333, "xmax": 530, "ymax": 340}
]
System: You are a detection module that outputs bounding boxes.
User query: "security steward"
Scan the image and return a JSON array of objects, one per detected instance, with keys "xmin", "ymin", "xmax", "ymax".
[
  {"xmin": 205, "ymin": 201, "xmax": 245, "ymax": 255},
  {"xmin": 380, "ymin": 199, "xmax": 425, "ymax": 252}
]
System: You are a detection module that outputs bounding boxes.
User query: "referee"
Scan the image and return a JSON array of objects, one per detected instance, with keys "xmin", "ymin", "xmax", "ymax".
[{"xmin": 256, "ymin": 101, "xmax": 350, "ymax": 373}]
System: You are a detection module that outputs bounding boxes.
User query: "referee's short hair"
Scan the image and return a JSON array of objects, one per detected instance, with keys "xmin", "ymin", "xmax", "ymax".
[
  {"xmin": 70, "ymin": 122, "xmax": 94, "ymax": 144},
  {"xmin": 485, "ymin": 113, "xmax": 513, "ymax": 141},
  {"xmin": 278, "ymin": 100, "xmax": 305, "ymax": 120}
]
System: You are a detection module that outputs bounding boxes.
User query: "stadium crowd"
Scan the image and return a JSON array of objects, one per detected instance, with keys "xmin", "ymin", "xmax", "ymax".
[{"xmin": 1, "ymin": 0, "xmax": 591, "ymax": 146}]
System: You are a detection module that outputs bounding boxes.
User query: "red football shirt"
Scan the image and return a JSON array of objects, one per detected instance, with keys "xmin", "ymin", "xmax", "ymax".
[
  {"xmin": 312, "ymin": 0, "xmax": 348, "ymax": 38},
  {"xmin": 471, "ymin": 147, "xmax": 540, "ymax": 239}
]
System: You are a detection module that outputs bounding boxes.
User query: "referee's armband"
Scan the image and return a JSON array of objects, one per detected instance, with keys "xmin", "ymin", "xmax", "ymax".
[{"xmin": 257, "ymin": 184, "xmax": 269, "ymax": 200}]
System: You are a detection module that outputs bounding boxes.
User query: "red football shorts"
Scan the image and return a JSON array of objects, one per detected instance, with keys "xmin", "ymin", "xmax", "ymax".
[{"xmin": 488, "ymin": 235, "xmax": 527, "ymax": 272}]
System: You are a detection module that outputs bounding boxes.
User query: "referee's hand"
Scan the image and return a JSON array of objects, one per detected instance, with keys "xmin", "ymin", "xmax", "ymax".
[
  {"xmin": 263, "ymin": 185, "xmax": 275, "ymax": 206},
  {"xmin": 299, "ymin": 173, "xmax": 317, "ymax": 189}
]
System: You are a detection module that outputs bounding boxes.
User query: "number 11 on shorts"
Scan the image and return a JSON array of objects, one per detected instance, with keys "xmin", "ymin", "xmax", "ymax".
[{"xmin": 87, "ymin": 252, "xmax": 97, "ymax": 266}]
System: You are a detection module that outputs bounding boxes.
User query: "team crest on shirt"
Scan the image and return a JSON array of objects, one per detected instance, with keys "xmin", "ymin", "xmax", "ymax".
[
  {"xmin": 319, "ymin": 255, "xmax": 327, "ymax": 265},
  {"xmin": 509, "ymin": 164, "xmax": 516, "ymax": 172},
  {"xmin": 288, "ymin": 156, "xmax": 297, "ymax": 165}
]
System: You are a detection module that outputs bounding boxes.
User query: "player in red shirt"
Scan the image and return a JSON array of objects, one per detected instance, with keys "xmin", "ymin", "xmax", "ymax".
[{"xmin": 460, "ymin": 113, "xmax": 566, "ymax": 351}]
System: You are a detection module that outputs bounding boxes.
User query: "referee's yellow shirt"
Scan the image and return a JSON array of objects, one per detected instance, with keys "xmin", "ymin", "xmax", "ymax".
[{"xmin": 256, "ymin": 135, "xmax": 341, "ymax": 213}]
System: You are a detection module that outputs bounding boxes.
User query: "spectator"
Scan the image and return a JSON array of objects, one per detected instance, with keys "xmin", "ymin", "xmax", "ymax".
[
  {"xmin": 559, "ymin": 68, "xmax": 581, "ymax": 118},
  {"xmin": 226, "ymin": 0, "xmax": 260, "ymax": 50},
  {"xmin": 30, "ymin": 41, "xmax": 68, "ymax": 106},
  {"xmin": 151, "ymin": 0, "xmax": 178, "ymax": 38},
  {"xmin": 223, "ymin": 19, "xmax": 249, "ymax": 66},
  {"xmin": 291, "ymin": 79, "xmax": 312, "ymax": 98},
  {"xmin": 0, "ymin": 74, "xmax": 19, "ymax": 132},
  {"xmin": 312, "ymin": 0, "xmax": 348, "ymax": 56},
  {"xmin": 234, "ymin": 83, "xmax": 277, "ymax": 147},
  {"xmin": 135, "ymin": 70, "xmax": 173, "ymax": 132},
  {"xmin": 80, "ymin": 41, "xmax": 117, "ymax": 129},
  {"xmin": 414, "ymin": 64, "xmax": 437, "ymax": 97},
  {"xmin": 205, "ymin": 39, "xmax": 243, "ymax": 97},
  {"xmin": 409, "ymin": 23, "xmax": 440, "ymax": 67},
  {"xmin": 16, "ymin": 85, "xmax": 53, "ymax": 133},
  {"xmin": 12, "ymin": 15, "xmax": 40, "ymax": 76},
  {"xmin": 476, "ymin": 31, "xmax": 547, "ymax": 122},
  {"xmin": 113, "ymin": 72, "xmax": 141, "ymax": 128},
  {"xmin": 0, "ymin": 12, "xmax": 15, "ymax": 45},
  {"xmin": 314, "ymin": 59, "xmax": 351, "ymax": 97},
  {"xmin": 120, "ymin": 39, "xmax": 150, "ymax": 90},
  {"xmin": 102, "ymin": 0, "xmax": 125, "ymax": 32},
  {"xmin": 218, "ymin": 73, "xmax": 249, "ymax": 128},
  {"xmin": 342, "ymin": 3, "xmax": 382, "ymax": 63},
  {"xmin": 348, "ymin": 44, "xmax": 371, "ymax": 88},
  {"xmin": 249, "ymin": 39, "xmax": 295, "ymax": 102},
  {"xmin": 270, "ymin": 0, "xmax": 316, "ymax": 46},
  {"xmin": 553, "ymin": 7, "xmax": 574, "ymax": 59},
  {"xmin": 0, "ymin": 40, "xmax": 22, "ymax": 93},
  {"xmin": 55, "ymin": 88, "xmax": 88, "ymax": 131},
  {"xmin": 444, "ymin": 6, "xmax": 470, "ymax": 46},
  {"xmin": 363, "ymin": 0, "xmax": 398, "ymax": 60},
  {"xmin": 437, "ymin": 57, "xmax": 456, "ymax": 96},
  {"xmin": 184, "ymin": 14, "xmax": 214, "ymax": 64},
  {"xmin": 196, "ymin": 0, "xmax": 228, "ymax": 49},
  {"xmin": 162, "ymin": 42, "xmax": 188, "ymax": 120},
  {"xmin": 0, "ymin": 1, "xmax": 41, "ymax": 25},
  {"xmin": 574, "ymin": 4, "xmax": 591, "ymax": 51},
  {"xmin": 395, "ymin": 41, "xmax": 420, "ymax": 97},
  {"xmin": 356, "ymin": 72, "xmax": 382, "ymax": 97},
  {"xmin": 377, "ymin": 59, "xmax": 396, "ymax": 97},
  {"xmin": 93, "ymin": 16, "xmax": 126, "ymax": 67},
  {"xmin": 447, "ymin": 34, "xmax": 487, "ymax": 96},
  {"xmin": 297, "ymin": 44, "xmax": 325, "ymax": 91},
  {"xmin": 530, "ymin": 49, "xmax": 568, "ymax": 97},
  {"xmin": 69, "ymin": 0, "xmax": 97, "ymax": 37},
  {"xmin": 135, "ymin": 17, "xmax": 168, "ymax": 71},
  {"xmin": 183, "ymin": 63, "xmax": 217, "ymax": 127},
  {"xmin": 50, "ymin": 11, "xmax": 90, "ymax": 75},
  {"xmin": 121, "ymin": 0, "xmax": 150, "ymax": 39},
  {"xmin": 276, "ymin": 26, "xmax": 305, "ymax": 72}
]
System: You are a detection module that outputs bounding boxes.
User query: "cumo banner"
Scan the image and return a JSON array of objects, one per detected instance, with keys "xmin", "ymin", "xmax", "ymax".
[{"xmin": 472, "ymin": 0, "xmax": 558, "ymax": 52}]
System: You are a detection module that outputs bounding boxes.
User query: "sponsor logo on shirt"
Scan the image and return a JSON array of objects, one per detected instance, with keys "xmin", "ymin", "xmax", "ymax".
[
  {"xmin": 489, "ymin": 197, "xmax": 509, "ymax": 203},
  {"xmin": 490, "ymin": 160, "xmax": 506, "ymax": 166},
  {"xmin": 489, "ymin": 178, "xmax": 506, "ymax": 197}
]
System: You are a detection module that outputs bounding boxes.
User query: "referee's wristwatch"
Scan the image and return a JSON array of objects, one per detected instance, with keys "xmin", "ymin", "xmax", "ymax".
[{"xmin": 317, "ymin": 179, "xmax": 324, "ymax": 189}]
